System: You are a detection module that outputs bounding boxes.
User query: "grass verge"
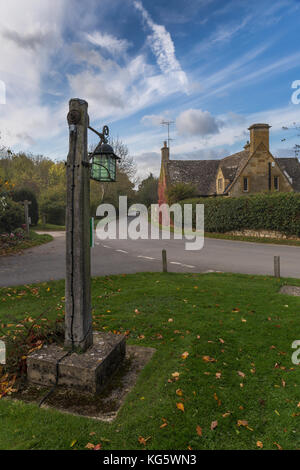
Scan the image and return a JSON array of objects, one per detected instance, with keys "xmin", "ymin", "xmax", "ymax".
[
  {"xmin": 158, "ymin": 219, "xmax": 300, "ymax": 246},
  {"xmin": 0, "ymin": 231, "xmax": 53, "ymax": 257},
  {"xmin": 0, "ymin": 272, "xmax": 299, "ymax": 450},
  {"xmin": 33, "ymin": 223, "xmax": 65, "ymax": 232},
  {"xmin": 204, "ymin": 232, "xmax": 300, "ymax": 246}
]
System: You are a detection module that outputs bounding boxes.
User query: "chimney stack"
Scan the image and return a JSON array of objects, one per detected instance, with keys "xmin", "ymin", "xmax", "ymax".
[
  {"xmin": 161, "ymin": 141, "xmax": 169, "ymax": 162},
  {"xmin": 248, "ymin": 123, "xmax": 271, "ymax": 154}
]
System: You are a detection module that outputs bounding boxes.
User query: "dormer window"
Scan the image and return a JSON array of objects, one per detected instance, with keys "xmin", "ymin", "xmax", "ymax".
[{"xmin": 218, "ymin": 178, "xmax": 223, "ymax": 192}]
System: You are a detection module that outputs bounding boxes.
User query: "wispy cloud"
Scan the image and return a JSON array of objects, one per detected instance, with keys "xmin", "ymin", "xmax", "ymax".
[
  {"xmin": 85, "ymin": 32, "xmax": 131, "ymax": 56},
  {"xmin": 133, "ymin": 0, "xmax": 188, "ymax": 90},
  {"xmin": 206, "ymin": 51, "xmax": 300, "ymax": 99}
]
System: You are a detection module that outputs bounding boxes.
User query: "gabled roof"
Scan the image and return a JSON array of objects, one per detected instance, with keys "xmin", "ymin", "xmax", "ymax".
[
  {"xmin": 219, "ymin": 150, "xmax": 249, "ymax": 184},
  {"xmin": 166, "ymin": 160, "xmax": 220, "ymax": 196},
  {"xmin": 164, "ymin": 148, "xmax": 300, "ymax": 196},
  {"xmin": 275, "ymin": 158, "xmax": 300, "ymax": 192}
]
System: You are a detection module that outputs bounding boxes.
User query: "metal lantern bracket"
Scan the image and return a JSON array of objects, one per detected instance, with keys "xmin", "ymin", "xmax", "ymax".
[{"xmin": 88, "ymin": 125, "xmax": 120, "ymax": 182}]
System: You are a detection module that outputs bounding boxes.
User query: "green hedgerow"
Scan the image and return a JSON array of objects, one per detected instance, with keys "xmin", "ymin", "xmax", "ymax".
[{"xmin": 180, "ymin": 192, "xmax": 300, "ymax": 236}]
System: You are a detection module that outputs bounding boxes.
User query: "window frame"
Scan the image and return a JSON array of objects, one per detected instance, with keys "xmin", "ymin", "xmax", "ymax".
[{"xmin": 274, "ymin": 175, "xmax": 279, "ymax": 191}]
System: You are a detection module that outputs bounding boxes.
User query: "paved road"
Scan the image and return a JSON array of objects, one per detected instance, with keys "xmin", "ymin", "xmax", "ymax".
[{"xmin": 0, "ymin": 226, "xmax": 300, "ymax": 286}]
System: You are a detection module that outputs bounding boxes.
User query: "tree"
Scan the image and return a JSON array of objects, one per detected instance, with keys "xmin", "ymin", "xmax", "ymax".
[
  {"xmin": 166, "ymin": 183, "xmax": 197, "ymax": 205},
  {"xmin": 109, "ymin": 137, "xmax": 137, "ymax": 182},
  {"xmin": 281, "ymin": 124, "xmax": 300, "ymax": 157},
  {"xmin": 136, "ymin": 173, "xmax": 158, "ymax": 207},
  {"xmin": 40, "ymin": 187, "xmax": 66, "ymax": 225}
]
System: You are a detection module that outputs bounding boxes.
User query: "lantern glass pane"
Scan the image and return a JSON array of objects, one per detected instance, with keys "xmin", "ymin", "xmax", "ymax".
[{"xmin": 91, "ymin": 155, "xmax": 111, "ymax": 182}]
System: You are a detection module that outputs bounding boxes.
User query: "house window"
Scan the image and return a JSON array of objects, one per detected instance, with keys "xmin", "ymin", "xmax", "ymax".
[
  {"xmin": 218, "ymin": 178, "xmax": 223, "ymax": 192},
  {"xmin": 274, "ymin": 176, "xmax": 279, "ymax": 191},
  {"xmin": 243, "ymin": 177, "xmax": 249, "ymax": 192}
]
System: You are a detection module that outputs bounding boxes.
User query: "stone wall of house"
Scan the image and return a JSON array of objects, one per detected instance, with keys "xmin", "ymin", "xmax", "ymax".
[
  {"xmin": 229, "ymin": 145, "xmax": 292, "ymax": 197},
  {"xmin": 158, "ymin": 163, "xmax": 168, "ymax": 205},
  {"xmin": 216, "ymin": 167, "xmax": 224, "ymax": 195}
]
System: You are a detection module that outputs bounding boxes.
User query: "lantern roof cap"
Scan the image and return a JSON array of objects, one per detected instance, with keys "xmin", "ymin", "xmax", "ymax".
[{"xmin": 94, "ymin": 142, "xmax": 121, "ymax": 159}]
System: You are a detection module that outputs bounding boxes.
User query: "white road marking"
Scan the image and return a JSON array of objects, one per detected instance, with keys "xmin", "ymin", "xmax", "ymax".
[
  {"xmin": 102, "ymin": 245, "xmax": 112, "ymax": 248},
  {"xmin": 170, "ymin": 261, "xmax": 196, "ymax": 268},
  {"xmin": 138, "ymin": 256, "xmax": 156, "ymax": 260},
  {"xmin": 116, "ymin": 250, "xmax": 128, "ymax": 254}
]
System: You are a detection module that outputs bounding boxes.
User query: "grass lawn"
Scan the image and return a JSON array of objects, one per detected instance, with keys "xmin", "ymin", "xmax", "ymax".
[
  {"xmin": 33, "ymin": 223, "xmax": 65, "ymax": 232},
  {"xmin": 0, "ymin": 272, "xmax": 299, "ymax": 450},
  {"xmin": 0, "ymin": 231, "xmax": 53, "ymax": 257}
]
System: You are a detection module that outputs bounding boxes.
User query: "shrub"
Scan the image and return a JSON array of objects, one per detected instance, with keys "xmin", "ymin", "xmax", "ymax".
[
  {"xmin": 0, "ymin": 197, "xmax": 23, "ymax": 233},
  {"xmin": 40, "ymin": 188, "xmax": 66, "ymax": 225},
  {"xmin": 179, "ymin": 192, "xmax": 300, "ymax": 236},
  {"xmin": 167, "ymin": 183, "xmax": 197, "ymax": 205},
  {"xmin": 12, "ymin": 188, "xmax": 39, "ymax": 225}
]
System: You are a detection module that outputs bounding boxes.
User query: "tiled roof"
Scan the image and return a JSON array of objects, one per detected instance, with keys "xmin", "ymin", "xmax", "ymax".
[
  {"xmin": 275, "ymin": 158, "xmax": 300, "ymax": 192},
  {"xmin": 165, "ymin": 151, "xmax": 300, "ymax": 196},
  {"xmin": 166, "ymin": 160, "xmax": 220, "ymax": 195},
  {"xmin": 220, "ymin": 150, "xmax": 249, "ymax": 185}
]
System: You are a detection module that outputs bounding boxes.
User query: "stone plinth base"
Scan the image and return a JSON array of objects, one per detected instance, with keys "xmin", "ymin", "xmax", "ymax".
[{"xmin": 27, "ymin": 332, "xmax": 126, "ymax": 394}]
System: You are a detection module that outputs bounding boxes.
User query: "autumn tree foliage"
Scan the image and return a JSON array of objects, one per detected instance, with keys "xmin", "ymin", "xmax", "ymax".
[{"xmin": 136, "ymin": 173, "xmax": 158, "ymax": 207}]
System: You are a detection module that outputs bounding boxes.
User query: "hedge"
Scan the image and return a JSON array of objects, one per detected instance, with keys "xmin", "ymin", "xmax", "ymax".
[
  {"xmin": 40, "ymin": 190, "xmax": 66, "ymax": 226},
  {"xmin": 0, "ymin": 197, "xmax": 24, "ymax": 233},
  {"xmin": 179, "ymin": 192, "xmax": 300, "ymax": 236}
]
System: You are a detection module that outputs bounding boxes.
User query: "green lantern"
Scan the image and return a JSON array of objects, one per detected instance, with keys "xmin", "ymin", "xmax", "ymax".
[
  {"xmin": 89, "ymin": 125, "xmax": 120, "ymax": 183},
  {"xmin": 90, "ymin": 143, "xmax": 120, "ymax": 182}
]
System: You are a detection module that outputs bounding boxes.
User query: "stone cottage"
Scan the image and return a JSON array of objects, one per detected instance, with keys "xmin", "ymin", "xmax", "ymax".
[{"xmin": 158, "ymin": 123, "xmax": 300, "ymax": 204}]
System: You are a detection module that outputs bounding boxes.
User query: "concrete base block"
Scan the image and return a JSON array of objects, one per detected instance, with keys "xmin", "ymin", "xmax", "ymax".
[{"xmin": 27, "ymin": 332, "xmax": 126, "ymax": 394}]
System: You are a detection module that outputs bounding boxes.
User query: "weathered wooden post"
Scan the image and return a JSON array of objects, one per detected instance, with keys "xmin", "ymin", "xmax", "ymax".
[
  {"xmin": 21, "ymin": 200, "xmax": 32, "ymax": 236},
  {"xmin": 274, "ymin": 255, "xmax": 280, "ymax": 278},
  {"xmin": 65, "ymin": 99, "xmax": 93, "ymax": 352},
  {"xmin": 27, "ymin": 99, "xmax": 126, "ymax": 397},
  {"xmin": 162, "ymin": 249, "xmax": 168, "ymax": 272}
]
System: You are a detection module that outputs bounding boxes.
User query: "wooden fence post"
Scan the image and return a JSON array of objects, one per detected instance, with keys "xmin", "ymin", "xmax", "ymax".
[
  {"xmin": 274, "ymin": 256, "xmax": 280, "ymax": 278},
  {"xmin": 162, "ymin": 249, "xmax": 168, "ymax": 273},
  {"xmin": 21, "ymin": 200, "xmax": 32, "ymax": 236}
]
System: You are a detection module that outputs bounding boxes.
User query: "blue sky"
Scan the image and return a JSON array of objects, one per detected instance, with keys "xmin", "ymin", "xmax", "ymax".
[{"xmin": 0, "ymin": 0, "xmax": 300, "ymax": 179}]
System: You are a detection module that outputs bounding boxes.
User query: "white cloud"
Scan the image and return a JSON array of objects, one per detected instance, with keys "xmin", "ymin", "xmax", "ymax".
[
  {"xmin": 176, "ymin": 109, "xmax": 221, "ymax": 136},
  {"xmin": 85, "ymin": 32, "xmax": 131, "ymax": 56},
  {"xmin": 68, "ymin": 45, "xmax": 188, "ymax": 124},
  {"xmin": 141, "ymin": 112, "xmax": 172, "ymax": 127},
  {"xmin": 133, "ymin": 0, "xmax": 188, "ymax": 91},
  {"xmin": 0, "ymin": 0, "xmax": 65, "ymax": 149},
  {"xmin": 131, "ymin": 151, "xmax": 161, "ymax": 180}
]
